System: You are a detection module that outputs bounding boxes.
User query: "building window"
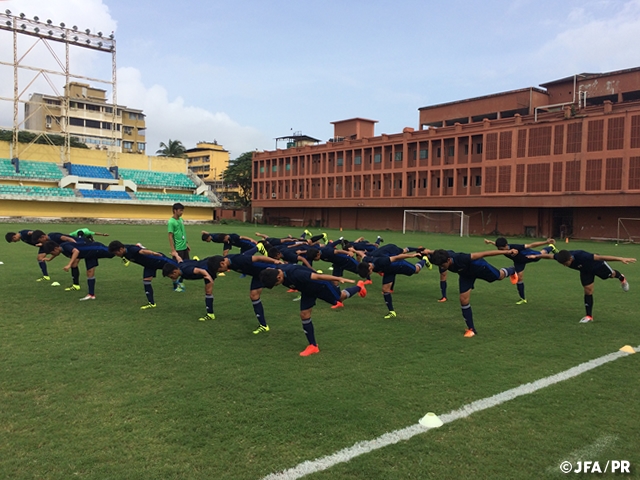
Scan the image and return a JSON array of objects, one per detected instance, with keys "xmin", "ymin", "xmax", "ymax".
[
  {"xmin": 354, "ymin": 155, "xmax": 362, "ymax": 164},
  {"xmin": 272, "ymin": 165, "xmax": 277, "ymax": 172},
  {"xmin": 69, "ymin": 117, "xmax": 84, "ymax": 127},
  {"xmin": 447, "ymin": 177, "xmax": 454, "ymax": 188},
  {"xmin": 476, "ymin": 143, "xmax": 483, "ymax": 155},
  {"xmin": 286, "ymin": 163, "xmax": 291, "ymax": 171},
  {"xmin": 337, "ymin": 157, "xmax": 344, "ymax": 166},
  {"xmin": 123, "ymin": 141, "xmax": 133, "ymax": 149},
  {"xmin": 85, "ymin": 119, "xmax": 100, "ymax": 129},
  {"xmin": 447, "ymin": 146, "xmax": 455, "ymax": 157},
  {"xmin": 137, "ymin": 143, "xmax": 145, "ymax": 151},
  {"xmin": 259, "ymin": 166, "xmax": 264, "ymax": 173},
  {"xmin": 475, "ymin": 175, "xmax": 482, "ymax": 187},
  {"xmin": 437, "ymin": 147, "xmax": 441, "ymax": 157},
  {"xmin": 123, "ymin": 126, "xmax": 133, "ymax": 135},
  {"xmin": 419, "ymin": 149, "xmax": 428, "ymax": 159},
  {"xmin": 374, "ymin": 153, "xmax": 381, "ymax": 163},
  {"xmin": 395, "ymin": 152, "xmax": 403, "ymax": 161},
  {"xmin": 462, "ymin": 176, "xmax": 468, "ymax": 188}
]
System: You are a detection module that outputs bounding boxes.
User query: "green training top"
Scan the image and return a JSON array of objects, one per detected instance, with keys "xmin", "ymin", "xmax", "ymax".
[
  {"xmin": 168, "ymin": 217, "xmax": 187, "ymax": 251},
  {"xmin": 69, "ymin": 228, "xmax": 95, "ymax": 236}
]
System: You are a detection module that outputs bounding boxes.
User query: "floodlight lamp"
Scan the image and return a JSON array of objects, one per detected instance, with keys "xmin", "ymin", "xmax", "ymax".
[
  {"xmin": 60, "ymin": 22, "xmax": 65, "ymax": 27},
  {"xmin": 34, "ymin": 26, "xmax": 39, "ymax": 33},
  {"xmin": 20, "ymin": 24, "xmax": 26, "ymax": 29},
  {"xmin": 60, "ymin": 33, "xmax": 66, "ymax": 38},
  {"xmin": 97, "ymin": 31, "xmax": 102, "ymax": 37},
  {"xmin": 5, "ymin": 20, "xmax": 11, "ymax": 26},
  {"xmin": 5, "ymin": 9, "xmax": 10, "ymax": 15},
  {"xmin": 73, "ymin": 35, "xmax": 78, "ymax": 41},
  {"xmin": 47, "ymin": 19, "xmax": 52, "ymax": 25},
  {"xmin": 72, "ymin": 25, "xmax": 77, "ymax": 31},
  {"xmin": 109, "ymin": 33, "xmax": 114, "ymax": 39},
  {"xmin": 48, "ymin": 30, "xmax": 54, "ymax": 35},
  {"xmin": 85, "ymin": 28, "xmax": 91, "ymax": 34},
  {"xmin": 19, "ymin": 12, "xmax": 25, "ymax": 19},
  {"xmin": 33, "ymin": 16, "xmax": 39, "ymax": 21},
  {"xmin": 97, "ymin": 41, "xmax": 103, "ymax": 47},
  {"xmin": 85, "ymin": 39, "xmax": 90, "ymax": 44}
]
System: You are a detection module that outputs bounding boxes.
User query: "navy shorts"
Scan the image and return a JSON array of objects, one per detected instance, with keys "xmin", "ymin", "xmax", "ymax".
[
  {"xmin": 84, "ymin": 257, "xmax": 99, "ymax": 270},
  {"xmin": 580, "ymin": 262, "xmax": 614, "ymax": 286},
  {"xmin": 299, "ymin": 281, "xmax": 341, "ymax": 310},
  {"xmin": 382, "ymin": 261, "xmax": 416, "ymax": 285}
]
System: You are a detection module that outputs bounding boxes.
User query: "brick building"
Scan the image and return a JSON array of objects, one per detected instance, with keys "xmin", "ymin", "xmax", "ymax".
[{"xmin": 252, "ymin": 67, "xmax": 640, "ymax": 239}]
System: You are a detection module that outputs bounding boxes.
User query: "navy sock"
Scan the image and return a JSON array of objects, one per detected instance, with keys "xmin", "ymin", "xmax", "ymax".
[
  {"xmin": 416, "ymin": 259, "xmax": 426, "ymax": 270},
  {"xmin": 144, "ymin": 281, "xmax": 154, "ymax": 304},
  {"xmin": 383, "ymin": 292, "xmax": 394, "ymax": 311},
  {"xmin": 406, "ymin": 247, "xmax": 419, "ymax": 252},
  {"xmin": 87, "ymin": 277, "xmax": 96, "ymax": 296},
  {"xmin": 501, "ymin": 266, "xmax": 516, "ymax": 278},
  {"xmin": 39, "ymin": 261, "xmax": 48, "ymax": 276},
  {"xmin": 344, "ymin": 286, "xmax": 360, "ymax": 298},
  {"xmin": 302, "ymin": 318, "xmax": 316, "ymax": 345},
  {"xmin": 205, "ymin": 295, "xmax": 214, "ymax": 314},
  {"xmin": 462, "ymin": 304, "xmax": 475, "ymax": 331},
  {"xmin": 517, "ymin": 282, "xmax": 525, "ymax": 299},
  {"xmin": 584, "ymin": 294, "xmax": 593, "ymax": 316},
  {"xmin": 440, "ymin": 281, "xmax": 447, "ymax": 299},
  {"xmin": 252, "ymin": 299, "xmax": 266, "ymax": 326},
  {"xmin": 71, "ymin": 267, "xmax": 80, "ymax": 285}
]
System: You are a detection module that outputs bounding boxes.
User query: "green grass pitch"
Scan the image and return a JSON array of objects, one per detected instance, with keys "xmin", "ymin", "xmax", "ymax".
[{"xmin": 1, "ymin": 222, "xmax": 639, "ymax": 479}]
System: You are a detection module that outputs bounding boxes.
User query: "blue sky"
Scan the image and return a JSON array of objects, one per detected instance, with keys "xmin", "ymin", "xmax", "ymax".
[{"xmin": 2, "ymin": 0, "xmax": 640, "ymax": 158}]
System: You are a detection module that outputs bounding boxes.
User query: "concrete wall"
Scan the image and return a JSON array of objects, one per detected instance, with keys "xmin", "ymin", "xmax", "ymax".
[{"xmin": 0, "ymin": 198, "xmax": 215, "ymax": 221}]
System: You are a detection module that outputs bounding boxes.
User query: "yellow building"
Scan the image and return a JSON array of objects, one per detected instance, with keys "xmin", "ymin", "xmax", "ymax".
[
  {"xmin": 24, "ymin": 82, "xmax": 146, "ymax": 154},
  {"xmin": 185, "ymin": 141, "xmax": 229, "ymax": 185}
]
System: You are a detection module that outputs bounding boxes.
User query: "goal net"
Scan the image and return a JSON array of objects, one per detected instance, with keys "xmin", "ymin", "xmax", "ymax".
[
  {"xmin": 617, "ymin": 218, "xmax": 640, "ymax": 244},
  {"xmin": 403, "ymin": 210, "xmax": 469, "ymax": 236}
]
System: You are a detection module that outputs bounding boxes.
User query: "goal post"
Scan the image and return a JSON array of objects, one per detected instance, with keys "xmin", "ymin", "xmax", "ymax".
[
  {"xmin": 617, "ymin": 218, "xmax": 640, "ymax": 244},
  {"xmin": 403, "ymin": 210, "xmax": 469, "ymax": 236}
]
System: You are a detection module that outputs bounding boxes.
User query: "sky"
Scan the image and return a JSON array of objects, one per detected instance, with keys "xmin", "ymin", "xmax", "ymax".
[{"xmin": 2, "ymin": 0, "xmax": 640, "ymax": 159}]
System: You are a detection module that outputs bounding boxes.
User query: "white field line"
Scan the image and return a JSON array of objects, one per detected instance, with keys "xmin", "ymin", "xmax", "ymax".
[
  {"xmin": 261, "ymin": 346, "xmax": 638, "ymax": 480},
  {"xmin": 546, "ymin": 435, "xmax": 618, "ymax": 475}
]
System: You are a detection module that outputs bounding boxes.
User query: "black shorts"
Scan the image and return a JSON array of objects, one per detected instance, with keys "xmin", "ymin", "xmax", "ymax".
[
  {"xmin": 580, "ymin": 262, "xmax": 614, "ymax": 286},
  {"xmin": 174, "ymin": 249, "xmax": 190, "ymax": 261}
]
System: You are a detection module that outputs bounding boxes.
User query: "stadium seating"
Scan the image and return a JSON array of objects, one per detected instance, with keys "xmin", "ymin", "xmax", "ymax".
[
  {"xmin": 67, "ymin": 164, "xmax": 114, "ymax": 179},
  {"xmin": 119, "ymin": 168, "xmax": 196, "ymax": 189},
  {"xmin": 0, "ymin": 159, "xmax": 64, "ymax": 180},
  {"xmin": 0, "ymin": 184, "xmax": 76, "ymax": 197},
  {"xmin": 134, "ymin": 191, "xmax": 211, "ymax": 204},
  {"xmin": 78, "ymin": 189, "xmax": 133, "ymax": 200}
]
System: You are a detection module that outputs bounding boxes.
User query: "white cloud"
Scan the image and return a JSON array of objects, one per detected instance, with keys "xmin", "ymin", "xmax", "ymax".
[
  {"xmin": 0, "ymin": 0, "xmax": 269, "ymax": 157},
  {"xmin": 117, "ymin": 67, "xmax": 269, "ymax": 157},
  {"xmin": 535, "ymin": 0, "xmax": 640, "ymax": 74}
]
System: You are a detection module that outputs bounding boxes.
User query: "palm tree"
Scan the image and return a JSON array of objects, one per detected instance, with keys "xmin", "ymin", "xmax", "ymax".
[{"xmin": 156, "ymin": 139, "xmax": 187, "ymax": 158}]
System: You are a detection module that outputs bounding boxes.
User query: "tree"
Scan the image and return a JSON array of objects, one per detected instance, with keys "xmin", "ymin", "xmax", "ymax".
[
  {"xmin": 223, "ymin": 151, "xmax": 253, "ymax": 207},
  {"xmin": 156, "ymin": 139, "xmax": 186, "ymax": 158}
]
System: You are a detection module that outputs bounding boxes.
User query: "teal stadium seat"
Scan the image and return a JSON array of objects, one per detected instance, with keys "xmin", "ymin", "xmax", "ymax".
[
  {"xmin": 118, "ymin": 168, "xmax": 196, "ymax": 189},
  {"xmin": 134, "ymin": 191, "xmax": 210, "ymax": 204},
  {"xmin": 0, "ymin": 159, "xmax": 64, "ymax": 180}
]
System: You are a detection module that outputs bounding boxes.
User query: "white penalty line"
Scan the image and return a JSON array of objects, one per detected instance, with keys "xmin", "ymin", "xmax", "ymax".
[{"xmin": 261, "ymin": 345, "xmax": 638, "ymax": 480}]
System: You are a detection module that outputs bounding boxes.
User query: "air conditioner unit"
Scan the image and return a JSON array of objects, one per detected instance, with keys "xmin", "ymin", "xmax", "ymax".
[
  {"xmin": 271, "ymin": 193, "xmax": 276, "ymax": 198},
  {"xmin": 45, "ymin": 123, "xmax": 51, "ymax": 129}
]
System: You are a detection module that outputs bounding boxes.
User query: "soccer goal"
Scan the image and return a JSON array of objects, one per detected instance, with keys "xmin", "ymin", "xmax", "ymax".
[
  {"xmin": 617, "ymin": 218, "xmax": 640, "ymax": 244},
  {"xmin": 403, "ymin": 210, "xmax": 469, "ymax": 236}
]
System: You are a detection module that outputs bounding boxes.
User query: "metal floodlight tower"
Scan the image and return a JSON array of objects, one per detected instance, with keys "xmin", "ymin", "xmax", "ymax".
[{"xmin": 0, "ymin": 10, "xmax": 117, "ymax": 164}]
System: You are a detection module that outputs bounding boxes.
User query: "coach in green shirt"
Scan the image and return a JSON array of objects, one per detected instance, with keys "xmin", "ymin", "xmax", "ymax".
[{"xmin": 168, "ymin": 203, "xmax": 190, "ymax": 262}]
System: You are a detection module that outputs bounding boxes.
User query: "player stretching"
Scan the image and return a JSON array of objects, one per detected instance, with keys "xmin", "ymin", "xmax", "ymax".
[
  {"xmin": 429, "ymin": 248, "xmax": 518, "ymax": 337},
  {"xmin": 484, "ymin": 237, "xmax": 558, "ymax": 304},
  {"xmin": 533, "ymin": 249, "xmax": 635, "ymax": 323}
]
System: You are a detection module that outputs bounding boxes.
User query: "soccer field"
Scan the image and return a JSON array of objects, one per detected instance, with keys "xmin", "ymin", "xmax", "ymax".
[{"xmin": 1, "ymin": 222, "xmax": 639, "ymax": 479}]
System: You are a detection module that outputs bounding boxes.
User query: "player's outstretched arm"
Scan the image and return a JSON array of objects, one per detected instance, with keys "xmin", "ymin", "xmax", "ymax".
[
  {"xmin": 389, "ymin": 252, "xmax": 422, "ymax": 262},
  {"xmin": 593, "ymin": 255, "xmax": 637, "ymax": 264},
  {"xmin": 525, "ymin": 238, "xmax": 555, "ymax": 249},
  {"xmin": 483, "ymin": 238, "xmax": 496, "ymax": 246},
  {"xmin": 310, "ymin": 273, "xmax": 355, "ymax": 283},
  {"xmin": 470, "ymin": 249, "xmax": 517, "ymax": 260}
]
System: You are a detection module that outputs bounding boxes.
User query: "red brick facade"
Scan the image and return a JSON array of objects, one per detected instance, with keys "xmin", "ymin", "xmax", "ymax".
[{"xmin": 253, "ymin": 68, "xmax": 640, "ymax": 239}]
